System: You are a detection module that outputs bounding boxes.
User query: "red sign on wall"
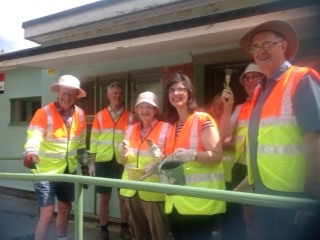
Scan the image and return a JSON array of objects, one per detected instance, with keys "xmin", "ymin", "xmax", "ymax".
[{"xmin": 0, "ymin": 72, "xmax": 4, "ymax": 93}]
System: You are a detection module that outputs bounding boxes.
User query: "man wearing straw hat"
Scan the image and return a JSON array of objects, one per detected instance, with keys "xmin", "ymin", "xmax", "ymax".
[
  {"xmin": 23, "ymin": 75, "xmax": 87, "ymax": 240},
  {"xmin": 239, "ymin": 20, "xmax": 320, "ymax": 240}
]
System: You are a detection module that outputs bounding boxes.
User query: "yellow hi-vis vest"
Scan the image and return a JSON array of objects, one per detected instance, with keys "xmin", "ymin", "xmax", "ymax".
[
  {"xmin": 24, "ymin": 102, "xmax": 87, "ymax": 174},
  {"xmin": 222, "ymin": 140, "xmax": 235, "ymax": 183},
  {"xmin": 234, "ymin": 100, "xmax": 251, "ymax": 166},
  {"xmin": 247, "ymin": 66, "xmax": 319, "ymax": 192},
  {"xmin": 120, "ymin": 121, "xmax": 170, "ymax": 201},
  {"xmin": 165, "ymin": 112, "xmax": 226, "ymax": 215},
  {"xmin": 90, "ymin": 108, "xmax": 134, "ymax": 163}
]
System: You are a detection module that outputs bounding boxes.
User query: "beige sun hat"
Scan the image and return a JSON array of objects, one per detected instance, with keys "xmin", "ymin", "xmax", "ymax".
[
  {"xmin": 240, "ymin": 20, "xmax": 299, "ymax": 60},
  {"xmin": 50, "ymin": 75, "xmax": 86, "ymax": 98},
  {"xmin": 134, "ymin": 91, "xmax": 160, "ymax": 111},
  {"xmin": 239, "ymin": 63, "xmax": 264, "ymax": 83}
]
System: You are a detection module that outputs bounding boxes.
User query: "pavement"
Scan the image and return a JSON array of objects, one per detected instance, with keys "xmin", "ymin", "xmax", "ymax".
[{"xmin": 0, "ymin": 192, "xmax": 125, "ymax": 240}]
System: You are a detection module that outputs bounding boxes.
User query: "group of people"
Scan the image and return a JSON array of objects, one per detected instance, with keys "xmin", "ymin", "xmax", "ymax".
[{"xmin": 23, "ymin": 19, "xmax": 319, "ymax": 240}]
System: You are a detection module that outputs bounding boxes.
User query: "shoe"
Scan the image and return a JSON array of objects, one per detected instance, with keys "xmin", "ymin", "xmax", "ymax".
[
  {"xmin": 97, "ymin": 229, "xmax": 109, "ymax": 240},
  {"xmin": 120, "ymin": 227, "xmax": 132, "ymax": 240}
]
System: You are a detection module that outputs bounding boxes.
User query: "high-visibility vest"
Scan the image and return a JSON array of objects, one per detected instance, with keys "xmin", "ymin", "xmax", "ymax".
[
  {"xmin": 234, "ymin": 100, "xmax": 251, "ymax": 165},
  {"xmin": 165, "ymin": 112, "xmax": 226, "ymax": 215},
  {"xmin": 24, "ymin": 102, "xmax": 87, "ymax": 174},
  {"xmin": 247, "ymin": 66, "xmax": 320, "ymax": 192},
  {"xmin": 120, "ymin": 121, "xmax": 170, "ymax": 201},
  {"xmin": 90, "ymin": 108, "xmax": 134, "ymax": 162},
  {"xmin": 222, "ymin": 139, "xmax": 235, "ymax": 183}
]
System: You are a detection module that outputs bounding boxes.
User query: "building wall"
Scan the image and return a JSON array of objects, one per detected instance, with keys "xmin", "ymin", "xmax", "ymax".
[{"xmin": 0, "ymin": 51, "xmax": 198, "ymax": 218}]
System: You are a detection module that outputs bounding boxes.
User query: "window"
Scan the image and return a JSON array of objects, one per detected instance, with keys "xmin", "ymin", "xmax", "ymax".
[{"xmin": 10, "ymin": 97, "xmax": 41, "ymax": 124}]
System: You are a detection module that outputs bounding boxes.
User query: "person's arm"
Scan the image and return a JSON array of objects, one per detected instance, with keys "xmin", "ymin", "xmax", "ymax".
[
  {"xmin": 219, "ymin": 89, "xmax": 238, "ymax": 138},
  {"xmin": 198, "ymin": 124, "xmax": 222, "ymax": 164},
  {"xmin": 173, "ymin": 116, "xmax": 222, "ymax": 164},
  {"xmin": 293, "ymin": 72, "xmax": 320, "ymax": 197}
]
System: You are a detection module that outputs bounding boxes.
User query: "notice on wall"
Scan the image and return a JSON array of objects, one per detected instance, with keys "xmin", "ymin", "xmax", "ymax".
[{"xmin": 47, "ymin": 69, "xmax": 56, "ymax": 75}]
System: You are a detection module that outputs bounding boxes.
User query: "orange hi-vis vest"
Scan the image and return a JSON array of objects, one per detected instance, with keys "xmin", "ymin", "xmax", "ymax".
[
  {"xmin": 247, "ymin": 66, "xmax": 320, "ymax": 192},
  {"xmin": 165, "ymin": 112, "xmax": 226, "ymax": 215},
  {"xmin": 24, "ymin": 102, "xmax": 87, "ymax": 174},
  {"xmin": 120, "ymin": 120, "xmax": 170, "ymax": 201},
  {"xmin": 90, "ymin": 108, "xmax": 134, "ymax": 162}
]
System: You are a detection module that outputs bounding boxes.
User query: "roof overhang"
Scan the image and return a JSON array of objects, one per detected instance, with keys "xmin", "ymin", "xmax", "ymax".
[{"xmin": 1, "ymin": 3, "xmax": 319, "ymax": 71}]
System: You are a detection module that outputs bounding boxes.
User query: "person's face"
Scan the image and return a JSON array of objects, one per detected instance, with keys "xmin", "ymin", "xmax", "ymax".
[
  {"xmin": 212, "ymin": 96, "xmax": 224, "ymax": 118},
  {"xmin": 250, "ymin": 31, "xmax": 287, "ymax": 76},
  {"xmin": 241, "ymin": 72, "xmax": 262, "ymax": 98},
  {"xmin": 107, "ymin": 86, "xmax": 124, "ymax": 107},
  {"xmin": 167, "ymin": 82, "xmax": 188, "ymax": 109},
  {"xmin": 136, "ymin": 102, "xmax": 158, "ymax": 122},
  {"xmin": 57, "ymin": 87, "xmax": 78, "ymax": 110}
]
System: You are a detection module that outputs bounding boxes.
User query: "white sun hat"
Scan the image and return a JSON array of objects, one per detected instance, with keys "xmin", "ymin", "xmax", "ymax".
[
  {"xmin": 239, "ymin": 63, "xmax": 264, "ymax": 83},
  {"xmin": 134, "ymin": 91, "xmax": 160, "ymax": 111},
  {"xmin": 50, "ymin": 75, "xmax": 86, "ymax": 98}
]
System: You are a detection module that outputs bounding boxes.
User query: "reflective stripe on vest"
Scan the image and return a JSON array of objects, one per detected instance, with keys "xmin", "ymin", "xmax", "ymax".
[
  {"xmin": 120, "ymin": 121, "xmax": 170, "ymax": 201},
  {"xmin": 90, "ymin": 109, "xmax": 133, "ymax": 162},
  {"xmin": 165, "ymin": 112, "xmax": 226, "ymax": 215},
  {"xmin": 235, "ymin": 101, "xmax": 251, "ymax": 165},
  {"xmin": 25, "ymin": 103, "xmax": 86, "ymax": 174},
  {"xmin": 247, "ymin": 66, "xmax": 316, "ymax": 192}
]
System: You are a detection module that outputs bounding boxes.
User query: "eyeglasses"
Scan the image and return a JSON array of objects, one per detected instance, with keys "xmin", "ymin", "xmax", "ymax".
[
  {"xmin": 58, "ymin": 91, "xmax": 78, "ymax": 98},
  {"xmin": 167, "ymin": 87, "xmax": 187, "ymax": 94},
  {"xmin": 249, "ymin": 41, "xmax": 282, "ymax": 54},
  {"xmin": 243, "ymin": 74, "xmax": 260, "ymax": 82}
]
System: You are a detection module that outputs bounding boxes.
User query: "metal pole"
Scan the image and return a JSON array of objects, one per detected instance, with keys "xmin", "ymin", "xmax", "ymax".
[{"xmin": 74, "ymin": 183, "xmax": 84, "ymax": 240}]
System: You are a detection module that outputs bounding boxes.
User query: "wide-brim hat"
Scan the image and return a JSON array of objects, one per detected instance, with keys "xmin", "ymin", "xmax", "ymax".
[
  {"xmin": 50, "ymin": 75, "xmax": 86, "ymax": 98},
  {"xmin": 134, "ymin": 91, "xmax": 160, "ymax": 111},
  {"xmin": 239, "ymin": 63, "xmax": 264, "ymax": 83},
  {"xmin": 240, "ymin": 20, "xmax": 299, "ymax": 60}
]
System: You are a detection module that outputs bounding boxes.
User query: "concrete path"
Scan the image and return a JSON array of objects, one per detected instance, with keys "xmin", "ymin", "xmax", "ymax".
[{"xmin": 0, "ymin": 193, "xmax": 123, "ymax": 240}]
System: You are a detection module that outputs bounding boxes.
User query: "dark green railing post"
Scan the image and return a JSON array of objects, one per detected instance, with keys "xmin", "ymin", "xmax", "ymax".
[{"xmin": 74, "ymin": 183, "xmax": 84, "ymax": 240}]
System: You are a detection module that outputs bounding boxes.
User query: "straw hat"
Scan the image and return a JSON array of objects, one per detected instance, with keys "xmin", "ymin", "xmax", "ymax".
[
  {"xmin": 50, "ymin": 75, "xmax": 86, "ymax": 98},
  {"xmin": 134, "ymin": 91, "xmax": 160, "ymax": 111},
  {"xmin": 239, "ymin": 63, "xmax": 264, "ymax": 83},
  {"xmin": 240, "ymin": 20, "xmax": 299, "ymax": 60}
]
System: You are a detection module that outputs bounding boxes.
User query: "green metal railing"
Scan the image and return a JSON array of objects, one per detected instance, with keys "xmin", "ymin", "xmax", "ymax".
[{"xmin": 0, "ymin": 173, "xmax": 318, "ymax": 240}]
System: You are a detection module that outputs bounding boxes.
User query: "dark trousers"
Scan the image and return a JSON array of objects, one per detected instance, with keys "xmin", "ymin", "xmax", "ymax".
[
  {"xmin": 220, "ymin": 202, "xmax": 247, "ymax": 240},
  {"xmin": 167, "ymin": 207, "xmax": 216, "ymax": 240},
  {"xmin": 256, "ymin": 206, "xmax": 297, "ymax": 240}
]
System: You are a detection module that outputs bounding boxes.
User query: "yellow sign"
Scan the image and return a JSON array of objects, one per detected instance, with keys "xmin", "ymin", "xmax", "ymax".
[{"xmin": 47, "ymin": 69, "xmax": 56, "ymax": 75}]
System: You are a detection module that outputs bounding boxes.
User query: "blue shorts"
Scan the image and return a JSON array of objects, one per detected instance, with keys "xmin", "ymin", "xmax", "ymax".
[{"xmin": 34, "ymin": 181, "xmax": 75, "ymax": 207}]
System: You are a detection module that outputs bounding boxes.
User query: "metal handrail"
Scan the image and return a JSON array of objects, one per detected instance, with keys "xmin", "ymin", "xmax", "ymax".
[{"xmin": 0, "ymin": 173, "xmax": 318, "ymax": 240}]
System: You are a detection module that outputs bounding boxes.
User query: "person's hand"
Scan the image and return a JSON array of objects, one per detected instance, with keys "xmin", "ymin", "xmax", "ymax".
[
  {"xmin": 174, "ymin": 148, "xmax": 196, "ymax": 162},
  {"xmin": 119, "ymin": 140, "xmax": 130, "ymax": 157},
  {"xmin": 221, "ymin": 88, "xmax": 234, "ymax": 105},
  {"xmin": 88, "ymin": 163, "xmax": 95, "ymax": 176},
  {"xmin": 146, "ymin": 139, "xmax": 164, "ymax": 163},
  {"xmin": 23, "ymin": 154, "xmax": 39, "ymax": 169},
  {"xmin": 140, "ymin": 162, "xmax": 158, "ymax": 180}
]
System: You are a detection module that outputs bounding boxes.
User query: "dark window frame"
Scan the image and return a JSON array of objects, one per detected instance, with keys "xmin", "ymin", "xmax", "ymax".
[{"xmin": 10, "ymin": 97, "xmax": 41, "ymax": 125}]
